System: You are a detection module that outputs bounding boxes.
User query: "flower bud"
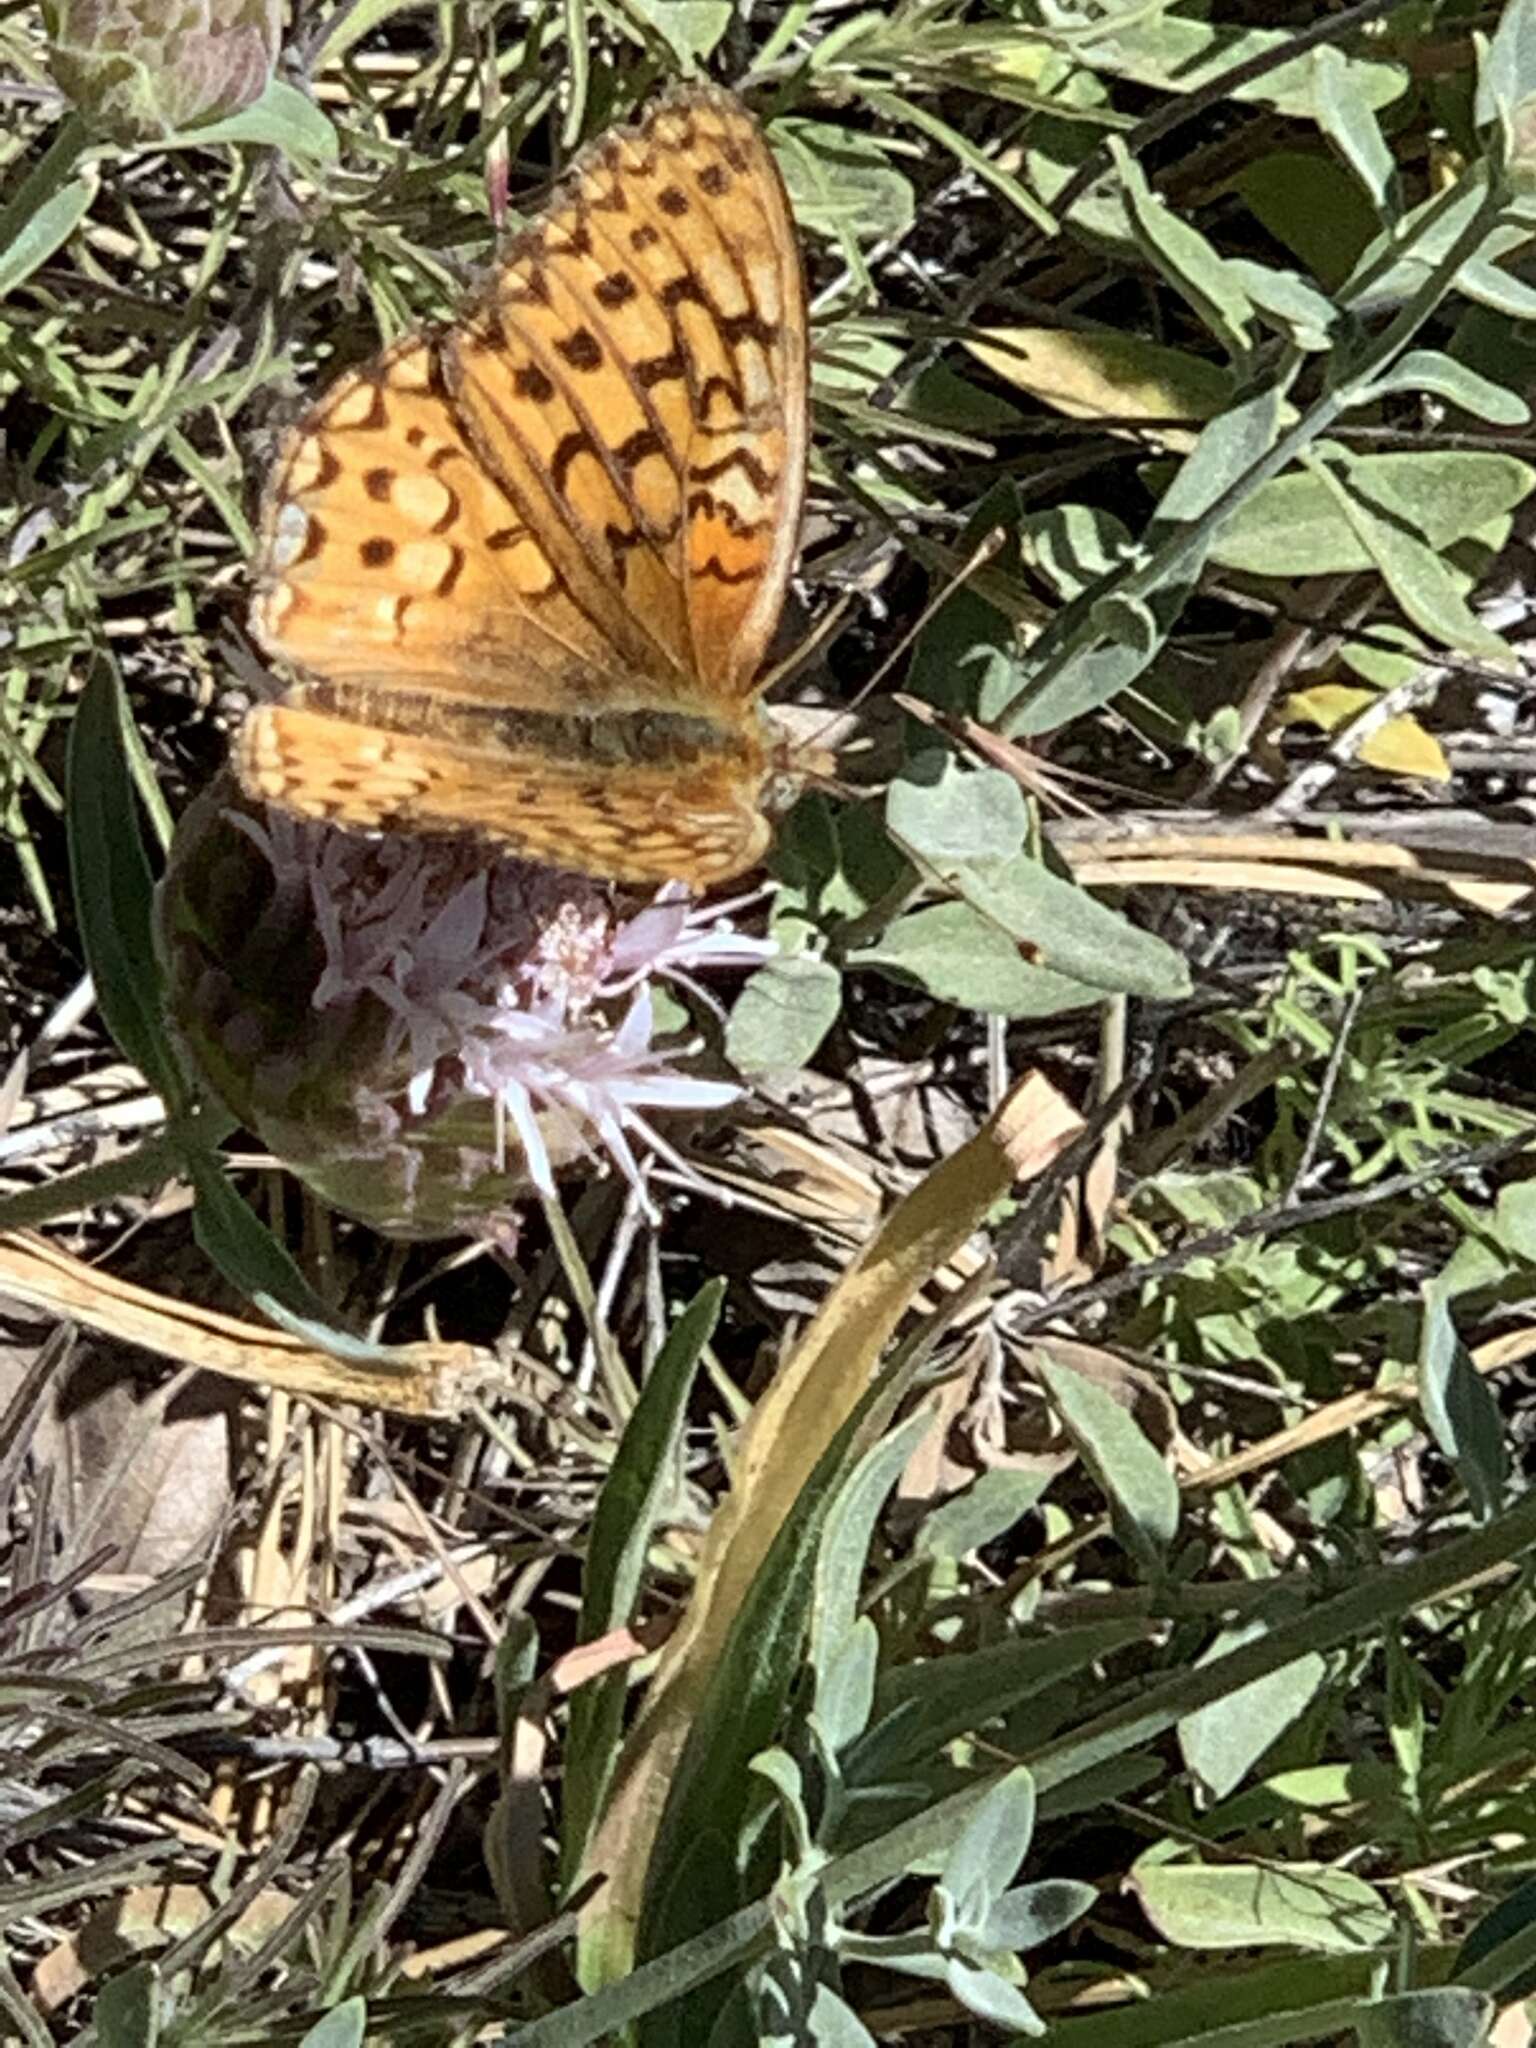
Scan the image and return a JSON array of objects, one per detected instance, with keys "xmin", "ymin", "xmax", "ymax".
[{"xmin": 45, "ymin": 0, "xmax": 279, "ymax": 143}]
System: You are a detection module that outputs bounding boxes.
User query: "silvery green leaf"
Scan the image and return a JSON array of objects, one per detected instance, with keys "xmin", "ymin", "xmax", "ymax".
[
  {"xmin": 1179, "ymin": 1624, "xmax": 1328, "ymax": 1800},
  {"xmin": 297, "ymin": 2006, "xmax": 365, "ymax": 2048},
  {"xmin": 1225, "ymin": 258, "xmax": 1337, "ymax": 348},
  {"xmin": 1475, "ymin": 0, "xmax": 1536, "ymax": 126},
  {"xmin": 886, "ymin": 754, "xmax": 1028, "ymax": 863},
  {"xmin": 1317, "ymin": 457, "xmax": 1516, "ymax": 664},
  {"xmin": 1037, "ymin": 1356, "xmax": 1179, "ymax": 1571},
  {"xmin": 945, "ymin": 1957, "xmax": 1045, "ymax": 2032},
  {"xmin": 939, "ymin": 1766, "xmax": 1036, "ymax": 1925},
  {"xmin": 727, "ymin": 955, "xmax": 842, "ymax": 1075},
  {"xmin": 1358, "ymin": 349, "xmax": 1530, "ymax": 422},
  {"xmin": 807, "ymin": 1986, "xmax": 879, "ymax": 2047},
  {"xmin": 1112, "ymin": 140, "xmax": 1255, "ymax": 358},
  {"xmin": 1156, "ymin": 387, "xmax": 1283, "ymax": 526},
  {"xmin": 1356, "ymin": 1989, "xmax": 1495, "ymax": 2048},
  {"xmin": 981, "ymin": 1878, "xmax": 1098, "ymax": 1953},
  {"xmin": 1023, "ymin": 504, "xmax": 1135, "ymax": 601},
  {"xmin": 811, "ymin": 1409, "xmax": 932, "ymax": 1674},
  {"xmin": 1314, "ymin": 43, "xmax": 1396, "ymax": 215},
  {"xmin": 814, "ymin": 1616, "xmax": 879, "ymax": 1754},
  {"xmin": 751, "ymin": 1746, "xmax": 805, "ymax": 1813},
  {"xmin": 915, "ymin": 1467, "xmax": 1051, "ymax": 1563}
]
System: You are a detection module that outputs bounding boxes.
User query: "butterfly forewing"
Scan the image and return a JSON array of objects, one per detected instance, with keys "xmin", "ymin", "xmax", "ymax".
[
  {"xmin": 450, "ymin": 85, "xmax": 807, "ymax": 700},
  {"xmin": 249, "ymin": 338, "xmax": 661, "ymax": 703},
  {"xmin": 240, "ymin": 84, "xmax": 808, "ymax": 889}
]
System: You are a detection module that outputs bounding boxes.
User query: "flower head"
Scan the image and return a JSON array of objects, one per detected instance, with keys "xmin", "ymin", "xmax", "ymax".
[{"xmin": 158, "ymin": 778, "xmax": 773, "ymax": 1236}]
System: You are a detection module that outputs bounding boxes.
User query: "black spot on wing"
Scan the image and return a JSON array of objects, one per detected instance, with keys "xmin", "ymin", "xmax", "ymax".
[
  {"xmin": 514, "ymin": 362, "xmax": 556, "ymax": 403},
  {"xmin": 556, "ymin": 327, "xmax": 604, "ymax": 371}
]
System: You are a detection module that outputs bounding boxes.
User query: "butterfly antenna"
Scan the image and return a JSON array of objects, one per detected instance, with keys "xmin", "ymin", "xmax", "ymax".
[
  {"xmin": 894, "ymin": 692, "xmax": 1171, "ymax": 822},
  {"xmin": 788, "ymin": 526, "xmax": 1008, "ymax": 768},
  {"xmin": 758, "ymin": 585, "xmax": 859, "ymax": 694},
  {"xmin": 853, "ymin": 525, "xmax": 1006, "ymax": 713}
]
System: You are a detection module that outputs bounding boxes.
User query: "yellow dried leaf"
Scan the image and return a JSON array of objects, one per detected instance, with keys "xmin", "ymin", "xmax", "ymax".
[
  {"xmin": 966, "ymin": 327, "xmax": 1232, "ymax": 448},
  {"xmin": 1279, "ymin": 686, "xmax": 1451, "ymax": 783}
]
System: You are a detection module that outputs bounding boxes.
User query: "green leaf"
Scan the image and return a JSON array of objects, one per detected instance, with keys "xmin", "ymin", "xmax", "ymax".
[
  {"xmin": 188, "ymin": 1151, "xmax": 360, "ymax": 1341},
  {"xmin": 1207, "ymin": 452, "xmax": 1536, "ymax": 576},
  {"xmin": 1131, "ymin": 1860, "xmax": 1393, "ymax": 1953},
  {"xmin": 940, "ymin": 1767, "xmax": 1036, "ymax": 1925},
  {"xmin": 1494, "ymin": 1178, "xmax": 1536, "ymax": 1258},
  {"xmin": 1456, "ymin": 1873, "xmax": 1536, "ymax": 1996},
  {"xmin": 309, "ymin": 0, "xmax": 427, "ymax": 65},
  {"xmin": 773, "ymin": 119, "xmax": 915, "ymax": 242},
  {"xmin": 66, "ymin": 662, "xmax": 187, "ymax": 1110},
  {"xmin": 851, "ymin": 902, "xmax": 1102, "ymax": 1018},
  {"xmin": 1066, "ymin": 13, "xmax": 1407, "ymax": 122},
  {"xmin": 1179, "ymin": 1623, "xmax": 1327, "ymax": 1800},
  {"xmin": 886, "ymin": 755, "xmax": 1028, "ymax": 864},
  {"xmin": 296, "ymin": 2002, "xmax": 367, "ymax": 2048},
  {"xmin": 853, "ymin": 1621, "xmax": 1144, "ymax": 1786},
  {"xmin": 1237, "ymin": 149, "xmax": 1380, "ymax": 288},
  {"xmin": 620, "ymin": 0, "xmax": 731, "ymax": 60},
  {"xmin": 904, "ymin": 582, "xmax": 1029, "ymax": 726},
  {"xmin": 726, "ymin": 954, "xmax": 843, "ymax": 1074},
  {"xmin": 862, "ymin": 89, "xmax": 1056, "ymax": 234},
  {"xmin": 635, "ymin": 1396, "xmax": 881, "ymax": 2039},
  {"xmin": 1037, "ymin": 1357, "xmax": 1179, "ymax": 1572},
  {"xmin": 1419, "ymin": 1288, "xmax": 1508, "ymax": 1521},
  {"xmin": 0, "ymin": 164, "xmax": 97, "ymax": 298},
  {"xmin": 563, "ymin": 1282, "xmax": 722, "ymax": 1882},
  {"xmin": 907, "ymin": 851, "xmax": 1191, "ymax": 1002},
  {"xmin": 97, "ymin": 1962, "xmax": 159, "ymax": 2048},
  {"xmin": 1315, "ymin": 457, "xmax": 1517, "ymax": 664},
  {"xmin": 165, "ymin": 77, "xmax": 338, "ymax": 164}
]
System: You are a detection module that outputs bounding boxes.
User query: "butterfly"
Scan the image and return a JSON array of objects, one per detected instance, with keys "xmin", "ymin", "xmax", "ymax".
[{"xmin": 239, "ymin": 83, "xmax": 809, "ymax": 890}]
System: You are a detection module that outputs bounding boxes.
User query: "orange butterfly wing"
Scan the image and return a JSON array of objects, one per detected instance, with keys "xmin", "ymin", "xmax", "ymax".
[{"xmin": 240, "ymin": 84, "xmax": 808, "ymax": 887}]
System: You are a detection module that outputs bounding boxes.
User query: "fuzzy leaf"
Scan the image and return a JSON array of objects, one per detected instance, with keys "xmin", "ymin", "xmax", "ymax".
[
  {"xmin": 727, "ymin": 955, "xmax": 843, "ymax": 1074},
  {"xmin": 1037, "ymin": 1357, "xmax": 1179, "ymax": 1571},
  {"xmin": 1132, "ymin": 1860, "xmax": 1393, "ymax": 1952}
]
